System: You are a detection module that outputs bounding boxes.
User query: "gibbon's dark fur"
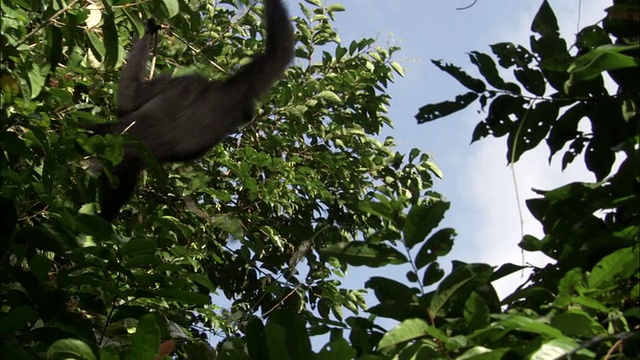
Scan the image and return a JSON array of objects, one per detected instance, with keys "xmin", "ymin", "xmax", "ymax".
[{"xmin": 88, "ymin": 0, "xmax": 294, "ymax": 220}]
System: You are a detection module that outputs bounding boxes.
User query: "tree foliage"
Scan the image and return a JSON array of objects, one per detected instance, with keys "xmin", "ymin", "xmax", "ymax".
[{"xmin": 1, "ymin": 0, "xmax": 639, "ymax": 359}]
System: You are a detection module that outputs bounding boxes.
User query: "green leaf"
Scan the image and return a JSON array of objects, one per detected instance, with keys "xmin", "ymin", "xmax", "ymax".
[
  {"xmin": 265, "ymin": 323, "xmax": 289, "ymax": 360},
  {"xmin": 589, "ymin": 246, "xmax": 640, "ymax": 288},
  {"xmin": 464, "ymin": 292, "xmax": 489, "ymax": 330},
  {"xmin": 75, "ymin": 214, "xmax": 113, "ymax": 240},
  {"xmin": 358, "ymin": 200, "xmax": 395, "ymax": 220},
  {"xmin": 124, "ymin": 315, "xmax": 160, "ymax": 360},
  {"xmin": 246, "ymin": 319, "xmax": 268, "ymax": 360},
  {"xmin": 550, "ymin": 311, "xmax": 600, "ymax": 337},
  {"xmin": 320, "ymin": 241, "xmax": 407, "ymax": 267},
  {"xmin": 47, "ymin": 339, "xmax": 96, "ymax": 360},
  {"xmin": 403, "ymin": 201, "xmax": 450, "ymax": 249},
  {"xmin": 431, "ymin": 59, "xmax": 486, "ymax": 92},
  {"xmin": 457, "ymin": 347, "xmax": 509, "ymax": 360},
  {"xmin": 390, "ymin": 61, "xmax": 405, "ymax": 77},
  {"xmin": 162, "ymin": 0, "xmax": 180, "ymax": 18},
  {"xmin": 566, "ymin": 44, "xmax": 640, "ymax": 91},
  {"xmin": 87, "ymin": 32, "xmax": 105, "ymax": 61},
  {"xmin": 326, "ymin": 3, "xmax": 346, "ymax": 12},
  {"xmin": 317, "ymin": 90, "xmax": 342, "ymax": 103},
  {"xmin": 415, "ymin": 92, "xmax": 478, "ymax": 123},
  {"xmin": 150, "ymin": 289, "xmax": 211, "ymax": 305},
  {"xmin": 27, "ymin": 63, "xmax": 45, "ymax": 99},
  {"xmin": 531, "ymin": 338, "xmax": 594, "ymax": 360},
  {"xmin": 500, "ymin": 315, "xmax": 563, "ymax": 337},
  {"xmin": 102, "ymin": 11, "xmax": 119, "ymax": 69},
  {"xmin": 428, "ymin": 263, "xmax": 492, "ymax": 318},
  {"xmin": 378, "ymin": 319, "xmax": 442, "ymax": 349},
  {"xmin": 121, "ymin": 239, "xmax": 158, "ymax": 256}
]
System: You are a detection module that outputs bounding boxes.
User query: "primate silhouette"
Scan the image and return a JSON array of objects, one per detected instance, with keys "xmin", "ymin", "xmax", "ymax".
[{"xmin": 87, "ymin": 0, "xmax": 294, "ymax": 220}]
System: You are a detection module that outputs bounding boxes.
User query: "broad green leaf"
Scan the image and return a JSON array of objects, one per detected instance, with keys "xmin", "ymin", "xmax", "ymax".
[
  {"xmin": 45, "ymin": 26, "xmax": 63, "ymax": 70},
  {"xmin": 500, "ymin": 315, "xmax": 563, "ymax": 337},
  {"xmin": 429, "ymin": 263, "xmax": 492, "ymax": 318},
  {"xmin": 121, "ymin": 239, "xmax": 158, "ymax": 256},
  {"xmin": 317, "ymin": 90, "xmax": 342, "ymax": 103},
  {"xmin": 320, "ymin": 241, "xmax": 407, "ymax": 267},
  {"xmin": 566, "ymin": 44, "xmax": 640, "ymax": 91},
  {"xmin": 431, "ymin": 59, "xmax": 486, "ymax": 92},
  {"xmin": 531, "ymin": 338, "xmax": 594, "ymax": 360},
  {"xmin": 87, "ymin": 32, "xmax": 105, "ymax": 61},
  {"xmin": 415, "ymin": 92, "xmax": 478, "ymax": 123},
  {"xmin": 124, "ymin": 315, "xmax": 160, "ymax": 360},
  {"xmin": 27, "ymin": 63, "xmax": 45, "ymax": 99},
  {"xmin": 403, "ymin": 201, "xmax": 450, "ymax": 249},
  {"xmin": 464, "ymin": 292, "xmax": 489, "ymax": 330},
  {"xmin": 102, "ymin": 11, "xmax": 119, "ymax": 69},
  {"xmin": 589, "ymin": 246, "xmax": 640, "ymax": 288},
  {"xmin": 266, "ymin": 323, "xmax": 289, "ymax": 360},
  {"xmin": 47, "ymin": 339, "xmax": 96, "ymax": 360},
  {"xmin": 326, "ymin": 3, "xmax": 346, "ymax": 12},
  {"xmin": 162, "ymin": 0, "xmax": 180, "ymax": 18},
  {"xmin": 390, "ymin": 61, "xmax": 404, "ymax": 77},
  {"xmin": 457, "ymin": 347, "xmax": 509, "ymax": 360},
  {"xmin": 550, "ymin": 311, "xmax": 603, "ymax": 337},
  {"xmin": 246, "ymin": 319, "xmax": 268, "ymax": 360},
  {"xmin": 358, "ymin": 200, "xmax": 395, "ymax": 220},
  {"xmin": 378, "ymin": 319, "xmax": 444, "ymax": 349}
]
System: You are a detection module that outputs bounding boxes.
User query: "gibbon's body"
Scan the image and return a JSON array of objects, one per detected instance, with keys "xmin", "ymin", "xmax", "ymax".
[{"xmin": 90, "ymin": 0, "xmax": 294, "ymax": 220}]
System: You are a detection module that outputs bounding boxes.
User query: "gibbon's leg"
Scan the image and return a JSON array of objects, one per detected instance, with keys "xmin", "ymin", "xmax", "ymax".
[
  {"xmin": 117, "ymin": 19, "xmax": 163, "ymax": 116},
  {"xmin": 98, "ymin": 153, "xmax": 144, "ymax": 221},
  {"xmin": 116, "ymin": 34, "xmax": 153, "ymax": 116}
]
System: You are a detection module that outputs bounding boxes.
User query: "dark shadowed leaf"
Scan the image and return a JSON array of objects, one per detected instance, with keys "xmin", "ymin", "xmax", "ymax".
[
  {"xmin": 403, "ymin": 201, "xmax": 450, "ymax": 248},
  {"xmin": 507, "ymin": 101, "xmax": 559, "ymax": 163},
  {"xmin": 431, "ymin": 60, "xmax": 486, "ymax": 92},
  {"xmin": 469, "ymin": 51, "xmax": 520, "ymax": 94},
  {"xmin": 124, "ymin": 314, "xmax": 160, "ymax": 360},
  {"xmin": 546, "ymin": 103, "xmax": 586, "ymax": 159},
  {"xmin": 102, "ymin": 11, "xmax": 119, "ymax": 69},
  {"xmin": 320, "ymin": 241, "xmax": 407, "ymax": 267},
  {"xmin": 422, "ymin": 262, "xmax": 445, "ymax": 286},
  {"xmin": 415, "ymin": 228, "xmax": 456, "ymax": 269},
  {"xmin": 415, "ymin": 92, "xmax": 478, "ymax": 123},
  {"xmin": 47, "ymin": 339, "xmax": 96, "ymax": 360},
  {"xmin": 531, "ymin": 0, "xmax": 559, "ymax": 37}
]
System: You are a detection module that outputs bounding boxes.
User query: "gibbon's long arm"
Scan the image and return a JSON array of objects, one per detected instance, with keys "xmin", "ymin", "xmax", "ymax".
[{"xmin": 90, "ymin": 0, "xmax": 295, "ymax": 221}]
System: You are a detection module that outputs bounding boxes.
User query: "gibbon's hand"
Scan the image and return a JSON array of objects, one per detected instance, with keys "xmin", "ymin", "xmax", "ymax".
[{"xmin": 145, "ymin": 18, "xmax": 162, "ymax": 35}]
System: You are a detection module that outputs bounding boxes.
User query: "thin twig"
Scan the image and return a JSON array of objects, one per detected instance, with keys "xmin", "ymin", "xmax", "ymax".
[
  {"xmin": 168, "ymin": 29, "xmax": 226, "ymax": 74},
  {"xmin": 16, "ymin": 0, "xmax": 82, "ymax": 46}
]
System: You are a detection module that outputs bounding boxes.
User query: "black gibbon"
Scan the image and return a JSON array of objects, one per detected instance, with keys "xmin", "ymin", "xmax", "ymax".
[{"xmin": 87, "ymin": 0, "xmax": 294, "ymax": 220}]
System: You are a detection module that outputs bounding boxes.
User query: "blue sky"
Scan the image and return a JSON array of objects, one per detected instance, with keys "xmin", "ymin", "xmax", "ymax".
[{"xmin": 314, "ymin": 0, "xmax": 607, "ymax": 313}]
